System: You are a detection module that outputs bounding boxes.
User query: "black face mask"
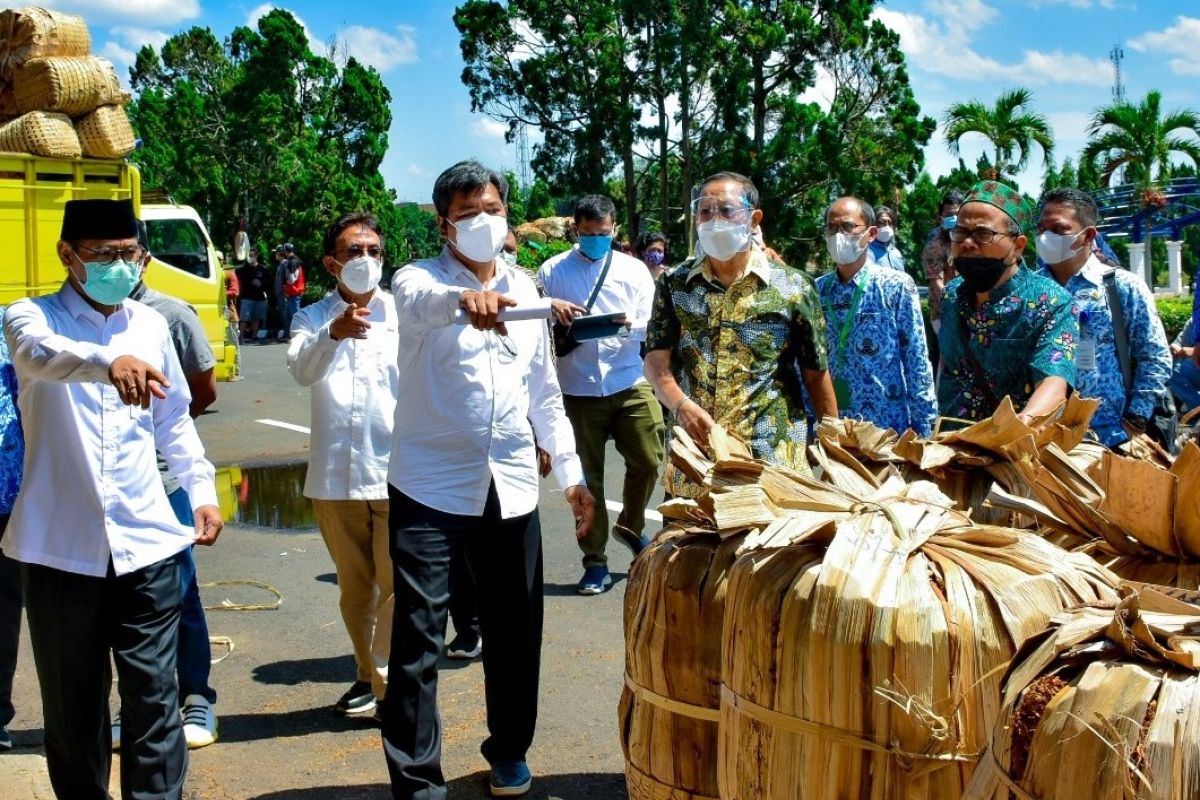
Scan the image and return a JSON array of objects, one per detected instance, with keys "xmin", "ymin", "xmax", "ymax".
[{"xmin": 955, "ymin": 256, "xmax": 1011, "ymax": 293}]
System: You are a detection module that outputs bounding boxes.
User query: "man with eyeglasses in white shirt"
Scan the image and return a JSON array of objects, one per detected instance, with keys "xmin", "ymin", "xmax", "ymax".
[
  {"xmin": 2, "ymin": 198, "xmax": 222, "ymax": 800},
  {"xmin": 383, "ymin": 160, "xmax": 596, "ymax": 799},
  {"xmin": 287, "ymin": 211, "xmax": 398, "ymax": 720}
]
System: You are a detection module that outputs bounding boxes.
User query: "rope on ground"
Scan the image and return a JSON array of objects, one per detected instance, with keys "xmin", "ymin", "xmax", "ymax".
[
  {"xmin": 209, "ymin": 636, "xmax": 235, "ymax": 664},
  {"xmin": 198, "ymin": 579, "xmax": 284, "ymax": 612}
]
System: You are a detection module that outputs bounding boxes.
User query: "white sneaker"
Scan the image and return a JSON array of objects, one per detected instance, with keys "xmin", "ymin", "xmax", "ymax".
[{"xmin": 181, "ymin": 694, "xmax": 218, "ymax": 749}]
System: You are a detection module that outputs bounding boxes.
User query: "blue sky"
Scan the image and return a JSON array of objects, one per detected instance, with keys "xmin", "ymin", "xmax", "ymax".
[{"xmin": 43, "ymin": 0, "xmax": 1200, "ymax": 204}]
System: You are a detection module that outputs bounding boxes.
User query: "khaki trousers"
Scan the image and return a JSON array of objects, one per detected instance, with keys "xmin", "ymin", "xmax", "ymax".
[{"xmin": 312, "ymin": 498, "xmax": 393, "ymax": 700}]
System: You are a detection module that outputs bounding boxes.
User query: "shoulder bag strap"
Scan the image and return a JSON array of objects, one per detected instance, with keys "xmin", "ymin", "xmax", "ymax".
[
  {"xmin": 1102, "ymin": 269, "xmax": 1134, "ymax": 398},
  {"xmin": 582, "ymin": 249, "xmax": 614, "ymax": 313}
]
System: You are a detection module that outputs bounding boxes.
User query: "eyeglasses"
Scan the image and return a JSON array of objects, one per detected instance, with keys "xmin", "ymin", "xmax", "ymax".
[
  {"xmin": 948, "ymin": 227, "xmax": 1017, "ymax": 245},
  {"xmin": 692, "ymin": 201, "xmax": 751, "ymax": 223},
  {"xmin": 338, "ymin": 245, "xmax": 383, "ymax": 259},
  {"xmin": 76, "ymin": 244, "xmax": 144, "ymax": 262},
  {"xmin": 491, "ymin": 330, "xmax": 517, "ymax": 364},
  {"xmin": 823, "ymin": 222, "xmax": 866, "ymax": 236}
]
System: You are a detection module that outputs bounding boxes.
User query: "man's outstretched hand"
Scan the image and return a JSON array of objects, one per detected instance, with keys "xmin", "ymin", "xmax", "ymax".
[{"xmin": 109, "ymin": 355, "xmax": 170, "ymax": 409}]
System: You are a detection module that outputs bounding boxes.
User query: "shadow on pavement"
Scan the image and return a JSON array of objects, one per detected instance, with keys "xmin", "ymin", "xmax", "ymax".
[
  {"xmin": 447, "ymin": 770, "xmax": 628, "ymax": 799},
  {"xmin": 3, "ymin": 727, "xmax": 43, "ymax": 749},
  {"xmin": 315, "ymin": 572, "xmax": 337, "ymax": 584},
  {"xmin": 217, "ymin": 704, "xmax": 378, "ymax": 744},
  {"xmin": 252, "ymin": 654, "xmax": 357, "ymax": 685},
  {"xmin": 247, "ymin": 785, "xmax": 388, "ymax": 799},
  {"xmin": 543, "ymin": 572, "xmax": 627, "ymax": 597}
]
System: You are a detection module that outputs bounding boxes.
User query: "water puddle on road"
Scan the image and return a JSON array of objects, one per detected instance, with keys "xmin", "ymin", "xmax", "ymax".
[{"xmin": 215, "ymin": 463, "xmax": 317, "ymax": 529}]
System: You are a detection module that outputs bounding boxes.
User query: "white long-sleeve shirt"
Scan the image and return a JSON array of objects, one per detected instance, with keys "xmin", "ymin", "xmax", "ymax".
[
  {"xmin": 287, "ymin": 289, "xmax": 399, "ymax": 500},
  {"xmin": 536, "ymin": 247, "xmax": 655, "ymax": 397},
  {"xmin": 389, "ymin": 247, "xmax": 584, "ymax": 519},
  {"xmin": 2, "ymin": 283, "xmax": 217, "ymax": 577}
]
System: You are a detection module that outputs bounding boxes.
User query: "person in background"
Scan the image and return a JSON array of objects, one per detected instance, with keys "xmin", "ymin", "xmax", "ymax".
[
  {"xmin": 923, "ymin": 189, "xmax": 964, "ymax": 332},
  {"xmin": 384, "ymin": 160, "xmax": 595, "ymax": 798},
  {"xmin": 644, "ymin": 171, "xmax": 837, "ymax": 493},
  {"xmin": 937, "ymin": 181, "xmax": 1079, "ymax": 424},
  {"xmin": 538, "ymin": 194, "xmax": 663, "ymax": 595},
  {"xmin": 867, "ymin": 205, "xmax": 906, "ymax": 273},
  {"xmin": 635, "ymin": 231, "xmax": 669, "ymax": 281},
  {"xmin": 224, "ymin": 264, "xmax": 239, "ymax": 328},
  {"xmin": 1170, "ymin": 320, "xmax": 1200, "ymax": 415},
  {"xmin": 236, "ymin": 251, "xmax": 269, "ymax": 342},
  {"xmin": 287, "ymin": 212, "xmax": 398, "ymax": 718},
  {"xmin": 817, "ymin": 197, "xmax": 937, "ymax": 436},
  {"xmin": 3, "ymin": 197, "xmax": 222, "ymax": 799},
  {"xmin": 110, "ymin": 222, "xmax": 221, "ymax": 751},
  {"xmin": 1035, "ymin": 187, "xmax": 1171, "ymax": 447},
  {"xmin": 0, "ymin": 305, "xmax": 22, "ymax": 752},
  {"xmin": 277, "ymin": 243, "xmax": 305, "ymax": 339}
]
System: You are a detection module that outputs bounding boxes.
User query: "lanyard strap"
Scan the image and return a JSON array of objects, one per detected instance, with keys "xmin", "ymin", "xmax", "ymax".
[{"xmin": 828, "ymin": 276, "xmax": 866, "ymax": 366}]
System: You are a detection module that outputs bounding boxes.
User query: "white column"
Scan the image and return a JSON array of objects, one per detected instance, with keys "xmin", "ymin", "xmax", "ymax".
[
  {"xmin": 1128, "ymin": 242, "xmax": 1147, "ymax": 287},
  {"xmin": 1167, "ymin": 239, "xmax": 1184, "ymax": 294}
]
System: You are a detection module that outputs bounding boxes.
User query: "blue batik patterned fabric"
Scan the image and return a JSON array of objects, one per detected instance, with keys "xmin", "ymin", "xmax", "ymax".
[
  {"xmin": 1036, "ymin": 257, "xmax": 1171, "ymax": 447},
  {"xmin": 937, "ymin": 267, "xmax": 1079, "ymax": 422},
  {"xmin": 815, "ymin": 261, "xmax": 937, "ymax": 436},
  {"xmin": 0, "ymin": 306, "xmax": 24, "ymax": 514}
]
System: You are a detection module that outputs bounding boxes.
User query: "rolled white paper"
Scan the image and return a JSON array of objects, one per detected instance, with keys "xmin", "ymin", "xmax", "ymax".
[{"xmin": 453, "ymin": 297, "xmax": 554, "ymax": 324}]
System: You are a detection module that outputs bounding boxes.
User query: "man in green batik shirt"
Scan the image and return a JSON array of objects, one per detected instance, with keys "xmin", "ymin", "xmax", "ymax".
[
  {"xmin": 644, "ymin": 171, "xmax": 837, "ymax": 482},
  {"xmin": 937, "ymin": 180, "xmax": 1080, "ymax": 424}
]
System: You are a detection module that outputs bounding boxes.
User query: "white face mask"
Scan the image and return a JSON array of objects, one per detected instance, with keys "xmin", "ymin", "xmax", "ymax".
[
  {"xmin": 1036, "ymin": 229, "xmax": 1086, "ymax": 266},
  {"xmin": 825, "ymin": 231, "xmax": 868, "ymax": 265},
  {"xmin": 696, "ymin": 219, "xmax": 751, "ymax": 262},
  {"xmin": 499, "ymin": 251, "xmax": 517, "ymax": 267},
  {"xmin": 875, "ymin": 226, "xmax": 894, "ymax": 243},
  {"xmin": 450, "ymin": 212, "xmax": 508, "ymax": 263},
  {"xmin": 338, "ymin": 255, "xmax": 382, "ymax": 295}
]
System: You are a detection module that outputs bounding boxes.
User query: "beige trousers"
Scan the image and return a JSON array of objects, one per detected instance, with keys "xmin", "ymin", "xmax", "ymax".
[{"xmin": 312, "ymin": 498, "xmax": 393, "ymax": 700}]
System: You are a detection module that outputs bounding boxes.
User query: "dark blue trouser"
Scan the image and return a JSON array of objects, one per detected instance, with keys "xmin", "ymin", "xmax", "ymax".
[
  {"xmin": 167, "ymin": 487, "xmax": 216, "ymax": 704},
  {"xmin": 0, "ymin": 513, "xmax": 20, "ymax": 731},
  {"xmin": 381, "ymin": 483, "xmax": 543, "ymax": 800}
]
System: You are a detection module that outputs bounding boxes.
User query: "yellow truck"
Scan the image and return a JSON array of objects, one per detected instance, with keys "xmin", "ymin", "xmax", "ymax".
[{"xmin": 0, "ymin": 152, "xmax": 240, "ymax": 380}]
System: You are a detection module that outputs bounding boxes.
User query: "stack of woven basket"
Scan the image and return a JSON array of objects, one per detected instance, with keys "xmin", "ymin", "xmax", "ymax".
[{"xmin": 0, "ymin": 6, "xmax": 135, "ymax": 159}]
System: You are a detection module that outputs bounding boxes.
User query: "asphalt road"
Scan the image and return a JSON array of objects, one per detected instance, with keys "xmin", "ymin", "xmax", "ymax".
[{"xmin": 3, "ymin": 341, "xmax": 641, "ymax": 799}]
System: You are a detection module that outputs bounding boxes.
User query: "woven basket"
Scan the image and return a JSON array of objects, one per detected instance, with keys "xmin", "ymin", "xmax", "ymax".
[
  {"xmin": 75, "ymin": 104, "xmax": 135, "ymax": 158},
  {"xmin": 0, "ymin": 110, "xmax": 80, "ymax": 157},
  {"xmin": 14, "ymin": 56, "xmax": 128, "ymax": 116},
  {"xmin": 0, "ymin": 7, "xmax": 90, "ymax": 81}
]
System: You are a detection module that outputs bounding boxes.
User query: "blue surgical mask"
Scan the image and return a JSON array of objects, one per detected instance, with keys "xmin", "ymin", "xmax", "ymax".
[
  {"xmin": 578, "ymin": 234, "xmax": 613, "ymax": 261},
  {"xmin": 74, "ymin": 254, "xmax": 140, "ymax": 305},
  {"xmin": 942, "ymin": 215, "xmax": 958, "ymax": 231}
]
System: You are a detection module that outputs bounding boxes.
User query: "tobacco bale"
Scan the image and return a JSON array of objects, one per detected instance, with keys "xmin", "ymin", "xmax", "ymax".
[
  {"xmin": 620, "ymin": 529, "xmax": 745, "ymax": 800},
  {"xmin": 0, "ymin": 7, "xmax": 91, "ymax": 81},
  {"xmin": 13, "ymin": 55, "xmax": 128, "ymax": 116}
]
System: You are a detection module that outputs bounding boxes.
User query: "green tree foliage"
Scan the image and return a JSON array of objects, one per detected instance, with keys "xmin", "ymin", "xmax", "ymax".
[
  {"xmin": 455, "ymin": 0, "xmax": 933, "ymax": 268},
  {"xmin": 1082, "ymin": 90, "xmax": 1200, "ymax": 188},
  {"xmin": 127, "ymin": 10, "xmax": 434, "ymax": 295},
  {"xmin": 942, "ymin": 87, "xmax": 1054, "ymax": 180}
]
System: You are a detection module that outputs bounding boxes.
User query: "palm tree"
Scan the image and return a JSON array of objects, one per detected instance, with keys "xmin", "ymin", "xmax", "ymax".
[
  {"xmin": 1082, "ymin": 90, "xmax": 1200, "ymax": 188},
  {"xmin": 942, "ymin": 87, "xmax": 1054, "ymax": 179}
]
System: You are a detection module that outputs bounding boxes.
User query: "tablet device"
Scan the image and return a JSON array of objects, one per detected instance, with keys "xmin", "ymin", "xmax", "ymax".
[{"xmin": 569, "ymin": 312, "xmax": 628, "ymax": 341}]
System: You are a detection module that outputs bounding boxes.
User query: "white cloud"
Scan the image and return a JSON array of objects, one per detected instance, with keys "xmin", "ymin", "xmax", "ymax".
[
  {"xmin": 336, "ymin": 24, "xmax": 418, "ymax": 72},
  {"xmin": 247, "ymin": 4, "xmax": 328, "ymax": 57},
  {"xmin": 471, "ymin": 117, "xmax": 509, "ymax": 140},
  {"xmin": 1029, "ymin": 0, "xmax": 1116, "ymax": 7},
  {"xmin": 100, "ymin": 40, "xmax": 134, "ymax": 69},
  {"xmin": 406, "ymin": 163, "xmax": 427, "ymax": 176},
  {"xmin": 43, "ymin": 0, "xmax": 200, "ymax": 25},
  {"xmin": 874, "ymin": 4, "xmax": 1113, "ymax": 87},
  {"xmin": 110, "ymin": 26, "xmax": 171, "ymax": 53},
  {"xmin": 1130, "ymin": 16, "xmax": 1200, "ymax": 77}
]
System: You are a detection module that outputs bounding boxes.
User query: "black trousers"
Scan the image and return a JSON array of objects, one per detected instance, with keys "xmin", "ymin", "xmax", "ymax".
[
  {"xmin": 0, "ymin": 514, "xmax": 20, "ymax": 731},
  {"xmin": 447, "ymin": 546, "xmax": 480, "ymax": 639},
  {"xmin": 382, "ymin": 484, "xmax": 543, "ymax": 800},
  {"xmin": 23, "ymin": 556, "xmax": 187, "ymax": 800}
]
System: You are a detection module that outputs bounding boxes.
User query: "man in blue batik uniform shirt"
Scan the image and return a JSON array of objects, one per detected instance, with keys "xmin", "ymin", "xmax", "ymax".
[
  {"xmin": 816, "ymin": 197, "xmax": 937, "ymax": 436},
  {"xmin": 0, "ymin": 305, "xmax": 24, "ymax": 751},
  {"xmin": 1035, "ymin": 188, "xmax": 1171, "ymax": 447}
]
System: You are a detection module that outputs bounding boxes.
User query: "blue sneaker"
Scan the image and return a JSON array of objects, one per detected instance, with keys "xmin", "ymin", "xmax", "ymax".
[
  {"xmin": 489, "ymin": 760, "xmax": 531, "ymax": 796},
  {"xmin": 612, "ymin": 524, "xmax": 650, "ymax": 557},
  {"xmin": 577, "ymin": 565, "xmax": 612, "ymax": 595}
]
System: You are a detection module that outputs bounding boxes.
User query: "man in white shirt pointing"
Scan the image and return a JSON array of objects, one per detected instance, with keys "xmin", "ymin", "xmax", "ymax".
[
  {"xmin": 287, "ymin": 211, "xmax": 398, "ymax": 719},
  {"xmin": 537, "ymin": 194, "xmax": 663, "ymax": 595},
  {"xmin": 382, "ymin": 160, "xmax": 595, "ymax": 799},
  {"xmin": 2, "ymin": 198, "xmax": 222, "ymax": 800}
]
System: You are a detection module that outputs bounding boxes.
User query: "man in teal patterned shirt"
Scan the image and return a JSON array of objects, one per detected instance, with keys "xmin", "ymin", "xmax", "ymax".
[{"xmin": 937, "ymin": 181, "xmax": 1080, "ymax": 424}]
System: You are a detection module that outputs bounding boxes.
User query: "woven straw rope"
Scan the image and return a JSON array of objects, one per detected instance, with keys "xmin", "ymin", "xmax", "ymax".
[{"xmin": 624, "ymin": 674, "xmax": 721, "ymax": 723}]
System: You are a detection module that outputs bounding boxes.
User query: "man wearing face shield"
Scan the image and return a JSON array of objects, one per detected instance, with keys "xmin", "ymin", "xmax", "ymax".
[
  {"xmin": 816, "ymin": 198, "xmax": 937, "ymax": 437},
  {"xmin": 2, "ymin": 198, "xmax": 222, "ymax": 799},
  {"xmin": 286, "ymin": 212, "xmax": 398, "ymax": 719},
  {"xmin": 384, "ymin": 160, "xmax": 595, "ymax": 799},
  {"xmin": 644, "ymin": 171, "xmax": 837, "ymax": 490},
  {"xmin": 1034, "ymin": 188, "xmax": 1171, "ymax": 447},
  {"xmin": 937, "ymin": 181, "xmax": 1080, "ymax": 425}
]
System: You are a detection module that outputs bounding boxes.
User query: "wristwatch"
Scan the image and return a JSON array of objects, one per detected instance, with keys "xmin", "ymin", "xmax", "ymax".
[{"xmin": 1122, "ymin": 413, "xmax": 1149, "ymax": 433}]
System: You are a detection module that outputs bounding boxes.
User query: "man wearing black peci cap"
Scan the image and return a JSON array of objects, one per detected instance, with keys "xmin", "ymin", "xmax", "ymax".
[{"xmin": 1, "ymin": 198, "xmax": 223, "ymax": 799}]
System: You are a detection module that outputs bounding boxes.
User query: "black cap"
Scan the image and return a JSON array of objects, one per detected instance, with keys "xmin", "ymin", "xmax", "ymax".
[
  {"xmin": 283, "ymin": 242, "xmax": 295, "ymax": 253},
  {"xmin": 61, "ymin": 199, "xmax": 138, "ymax": 241}
]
